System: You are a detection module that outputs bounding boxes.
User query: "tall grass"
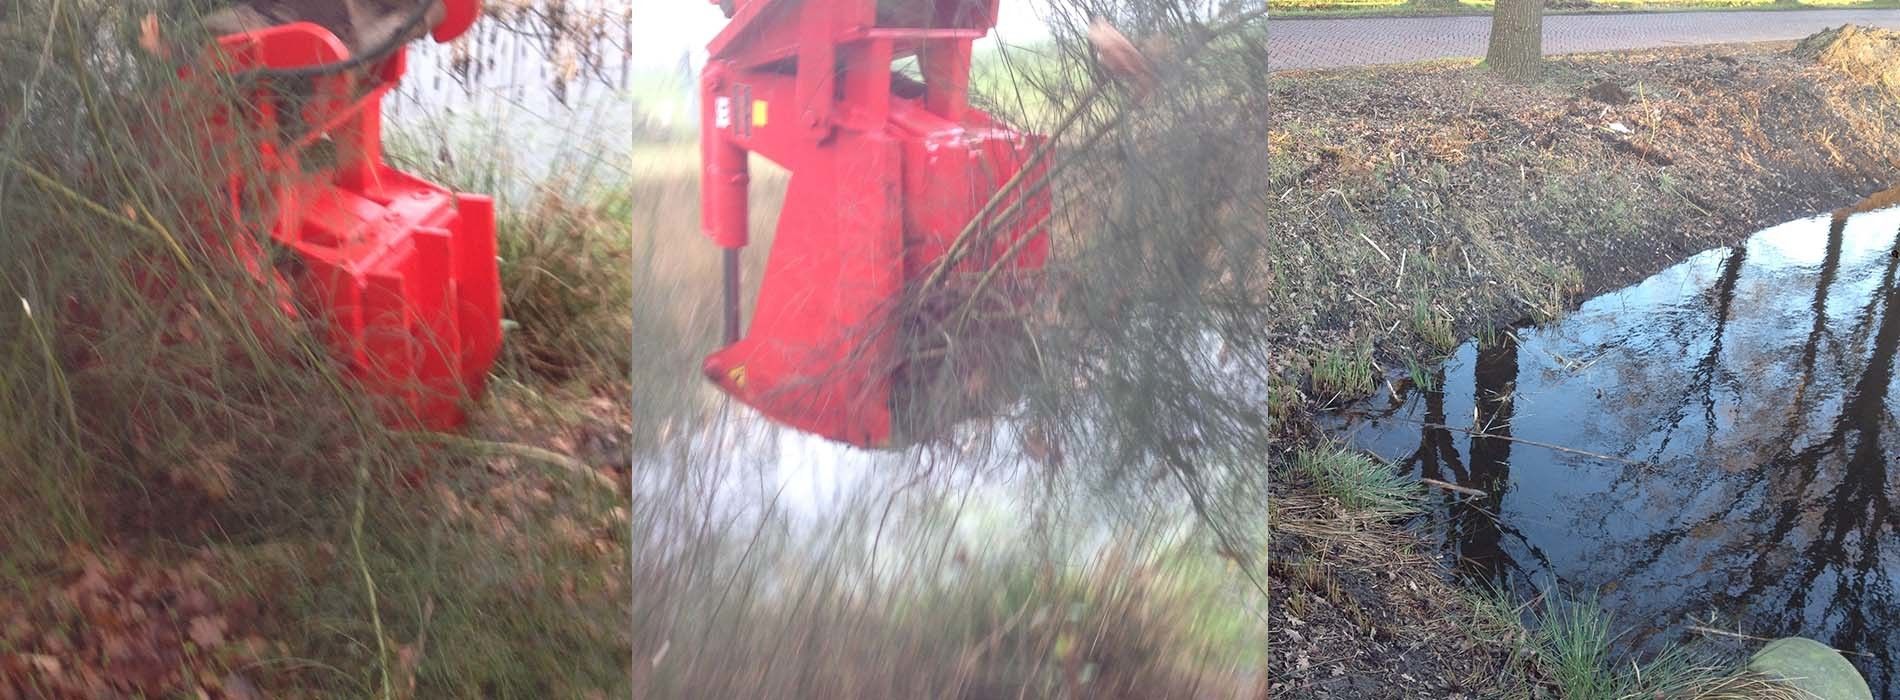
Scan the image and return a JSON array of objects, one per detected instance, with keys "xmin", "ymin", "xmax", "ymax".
[
  {"xmin": 1531, "ymin": 596, "xmax": 1806, "ymax": 700},
  {"xmin": 0, "ymin": 2, "xmax": 630, "ymax": 696},
  {"xmin": 1310, "ymin": 345, "xmax": 1376, "ymax": 398},
  {"xmin": 631, "ymin": 434, "xmax": 1266, "ymax": 698},
  {"xmin": 1455, "ymin": 583, "xmax": 1807, "ymax": 699},
  {"xmin": 1545, "ymin": 597, "xmax": 1619, "ymax": 698}
]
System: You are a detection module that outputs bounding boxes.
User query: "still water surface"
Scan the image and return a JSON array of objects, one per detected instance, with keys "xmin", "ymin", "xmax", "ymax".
[{"xmin": 1334, "ymin": 205, "xmax": 1900, "ymax": 692}]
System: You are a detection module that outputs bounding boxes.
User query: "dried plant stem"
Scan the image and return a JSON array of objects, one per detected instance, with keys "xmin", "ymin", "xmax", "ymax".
[{"xmin": 404, "ymin": 432, "xmax": 618, "ymax": 492}]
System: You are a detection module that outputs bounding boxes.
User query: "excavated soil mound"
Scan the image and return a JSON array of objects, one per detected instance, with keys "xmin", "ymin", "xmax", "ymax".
[{"xmin": 1795, "ymin": 24, "xmax": 1900, "ymax": 97}]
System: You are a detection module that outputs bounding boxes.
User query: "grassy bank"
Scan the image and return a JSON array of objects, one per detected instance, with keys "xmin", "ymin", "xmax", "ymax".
[{"xmin": 1265, "ymin": 35, "xmax": 1900, "ymax": 695}]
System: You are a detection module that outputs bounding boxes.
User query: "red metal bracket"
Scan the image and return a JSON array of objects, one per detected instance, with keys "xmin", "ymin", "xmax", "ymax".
[
  {"xmin": 699, "ymin": 0, "xmax": 1050, "ymax": 447},
  {"xmin": 204, "ymin": 5, "xmax": 501, "ymax": 430}
]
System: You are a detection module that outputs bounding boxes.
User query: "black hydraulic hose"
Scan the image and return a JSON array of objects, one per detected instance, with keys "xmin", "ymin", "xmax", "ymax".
[
  {"xmin": 231, "ymin": 0, "xmax": 440, "ymax": 83},
  {"xmin": 723, "ymin": 248, "xmax": 742, "ymax": 344}
]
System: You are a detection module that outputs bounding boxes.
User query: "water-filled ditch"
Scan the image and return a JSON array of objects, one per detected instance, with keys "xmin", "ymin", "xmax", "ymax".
[{"xmin": 1330, "ymin": 204, "xmax": 1900, "ymax": 692}]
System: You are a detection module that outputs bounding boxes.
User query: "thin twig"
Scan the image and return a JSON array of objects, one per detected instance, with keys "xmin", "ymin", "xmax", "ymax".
[
  {"xmin": 918, "ymin": 5, "xmax": 1267, "ymax": 295},
  {"xmin": 1347, "ymin": 413, "xmax": 1652, "ymax": 467},
  {"xmin": 1685, "ymin": 625, "xmax": 1874, "ymax": 657},
  {"xmin": 1420, "ymin": 477, "xmax": 1487, "ymax": 498},
  {"xmin": 403, "ymin": 432, "xmax": 618, "ymax": 492},
  {"xmin": 1355, "ymin": 229, "xmax": 1392, "ymax": 264}
]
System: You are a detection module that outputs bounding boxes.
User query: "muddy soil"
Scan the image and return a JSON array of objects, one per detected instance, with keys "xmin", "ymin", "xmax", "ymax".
[{"xmin": 1268, "ymin": 486, "xmax": 1529, "ymax": 698}]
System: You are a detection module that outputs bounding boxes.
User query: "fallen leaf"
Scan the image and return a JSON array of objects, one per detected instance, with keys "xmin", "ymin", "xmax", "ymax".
[
  {"xmin": 187, "ymin": 616, "xmax": 226, "ymax": 647},
  {"xmin": 24, "ymin": 653, "xmax": 61, "ymax": 675},
  {"xmin": 222, "ymin": 674, "xmax": 265, "ymax": 700}
]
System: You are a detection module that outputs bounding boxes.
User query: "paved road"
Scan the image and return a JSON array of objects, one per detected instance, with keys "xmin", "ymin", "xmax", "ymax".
[{"xmin": 1267, "ymin": 9, "xmax": 1900, "ymax": 70}]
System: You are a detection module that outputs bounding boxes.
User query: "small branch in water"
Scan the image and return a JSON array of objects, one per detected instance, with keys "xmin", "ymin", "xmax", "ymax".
[
  {"xmin": 1685, "ymin": 624, "xmax": 1874, "ymax": 657},
  {"xmin": 1345, "ymin": 413, "xmax": 1652, "ymax": 467},
  {"xmin": 1420, "ymin": 477, "xmax": 1487, "ymax": 498}
]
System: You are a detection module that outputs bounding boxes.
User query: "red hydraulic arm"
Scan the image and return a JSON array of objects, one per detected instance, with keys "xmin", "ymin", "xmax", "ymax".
[
  {"xmin": 699, "ymin": 0, "xmax": 1051, "ymax": 448},
  {"xmin": 202, "ymin": 0, "xmax": 502, "ymax": 430}
]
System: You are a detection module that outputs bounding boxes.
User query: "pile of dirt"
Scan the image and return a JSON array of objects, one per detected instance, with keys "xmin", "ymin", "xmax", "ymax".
[{"xmin": 1794, "ymin": 24, "xmax": 1900, "ymax": 97}]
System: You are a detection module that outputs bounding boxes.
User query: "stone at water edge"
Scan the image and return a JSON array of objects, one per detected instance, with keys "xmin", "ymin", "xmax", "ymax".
[{"xmin": 1746, "ymin": 636, "xmax": 1871, "ymax": 700}]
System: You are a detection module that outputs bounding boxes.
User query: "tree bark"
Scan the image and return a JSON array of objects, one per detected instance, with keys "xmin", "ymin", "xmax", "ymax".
[{"xmin": 1484, "ymin": 0, "xmax": 1543, "ymax": 81}]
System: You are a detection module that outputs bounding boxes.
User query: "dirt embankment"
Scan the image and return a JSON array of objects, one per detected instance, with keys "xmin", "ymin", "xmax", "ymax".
[
  {"xmin": 1267, "ymin": 40, "xmax": 1900, "ymax": 405},
  {"xmin": 1267, "ymin": 31, "xmax": 1900, "ymax": 696},
  {"xmin": 1795, "ymin": 23, "xmax": 1900, "ymax": 98}
]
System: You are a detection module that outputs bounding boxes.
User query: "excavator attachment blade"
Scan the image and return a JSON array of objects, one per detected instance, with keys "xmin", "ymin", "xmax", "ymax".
[{"xmin": 698, "ymin": 0, "xmax": 1049, "ymax": 447}]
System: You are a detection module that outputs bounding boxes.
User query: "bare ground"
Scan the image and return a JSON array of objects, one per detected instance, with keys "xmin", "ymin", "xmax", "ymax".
[{"xmin": 1269, "ymin": 485, "xmax": 1532, "ymax": 698}]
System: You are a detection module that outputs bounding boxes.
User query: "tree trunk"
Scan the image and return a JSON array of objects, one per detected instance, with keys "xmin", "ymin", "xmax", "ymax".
[
  {"xmin": 1485, "ymin": 0, "xmax": 1543, "ymax": 81},
  {"xmin": 1461, "ymin": 331, "xmax": 1518, "ymax": 583}
]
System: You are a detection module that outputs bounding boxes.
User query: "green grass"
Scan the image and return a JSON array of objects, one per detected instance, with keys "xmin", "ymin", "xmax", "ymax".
[
  {"xmin": 1293, "ymin": 446, "xmax": 1421, "ymax": 516},
  {"xmin": 1412, "ymin": 297, "xmax": 1459, "ymax": 354},
  {"xmin": 1268, "ymin": 377, "xmax": 1308, "ymax": 431},
  {"xmin": 1309, "ymin": 346, "xmax": 1375, "ymax": 398},
  {"xmin": 1543, "ymin": 597, "xmax": 1618, "ymax": 698},
  {"xmin": 1405, "ymin": 357, "xmax": 1438, "ymax": 392},
  {"xmin": 1452, "ymin": 585, "xmax": 1811, "ymax": 699}
]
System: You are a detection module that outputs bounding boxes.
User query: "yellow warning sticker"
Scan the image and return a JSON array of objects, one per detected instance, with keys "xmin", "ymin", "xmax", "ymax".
[{"xmin": 751, "ymin": 100, "xmax": 768, "ymax": 127}]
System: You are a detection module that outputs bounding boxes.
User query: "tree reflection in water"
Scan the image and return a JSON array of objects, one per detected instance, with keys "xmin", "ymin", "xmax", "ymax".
[{"xmin": 1337, "ymin": 208, "xmax": 1900, "ymax": 692}]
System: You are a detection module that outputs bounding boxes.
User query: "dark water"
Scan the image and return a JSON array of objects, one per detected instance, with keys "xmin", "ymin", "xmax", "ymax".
[{"xmin": 1331, "ymin": 206, "xmax": 1900, "ymax": 693}]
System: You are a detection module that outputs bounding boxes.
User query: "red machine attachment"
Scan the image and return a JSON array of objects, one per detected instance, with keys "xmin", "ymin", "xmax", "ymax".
[
  {"xmin": 699, "ymin": 0, "xmax": 1052, "ymax": 448},
  {"xmin": 204, "ymin": 0, "xmax": 501, "ymax": 430}
]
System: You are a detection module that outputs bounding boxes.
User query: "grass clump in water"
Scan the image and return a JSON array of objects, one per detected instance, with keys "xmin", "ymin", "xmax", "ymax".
[
  {"xmin": 1405, "ymin": 357, "xmax": 1439, "ymax": 392},
  {"xmin": 1309, "ymin": 346, "xmax": 1375, "ymax": 399}
]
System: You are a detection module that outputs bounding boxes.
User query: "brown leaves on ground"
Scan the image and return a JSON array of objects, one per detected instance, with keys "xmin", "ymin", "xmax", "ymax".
[
  {"xmin": 0, "ymin": 549, "xmax": 272, "ymax": 699},
  {"xmin": 440, "ymin": 387, "xmax": 631, "ymax": 598}
]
